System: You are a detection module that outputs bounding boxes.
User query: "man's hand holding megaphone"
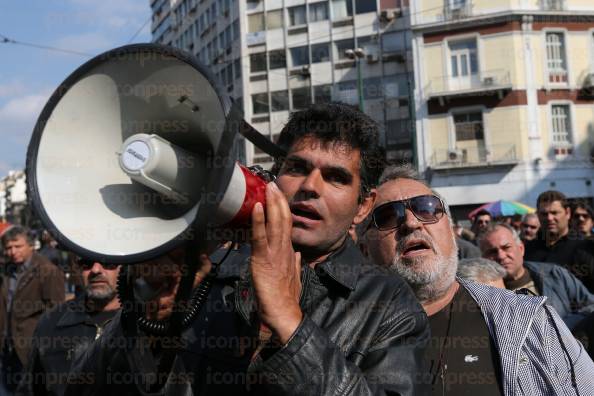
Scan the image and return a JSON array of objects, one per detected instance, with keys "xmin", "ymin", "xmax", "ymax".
[
  {"xmin": 132, "ymin": 181, "xmax": 303, "ymax": 344},
  {"xmin": 249, "ymin": 182, "xmax": 303, "ymax": 345}
]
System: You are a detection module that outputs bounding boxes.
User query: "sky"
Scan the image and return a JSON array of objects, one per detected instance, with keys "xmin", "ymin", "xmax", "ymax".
[{"xmin": 0, "ymin": 0, "xmax": 152, "ymax": 178}]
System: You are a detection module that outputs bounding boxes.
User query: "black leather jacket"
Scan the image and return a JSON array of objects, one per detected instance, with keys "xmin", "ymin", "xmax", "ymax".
[
  {"xmin": 17, "ymin": 296, "xmax": 117, "ymax": 396},
  {"xmin": 65, "ymin": 238, "xmax": 429, "ymax": 395}
]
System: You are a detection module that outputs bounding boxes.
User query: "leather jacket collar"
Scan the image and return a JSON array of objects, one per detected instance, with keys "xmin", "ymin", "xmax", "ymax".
[{"xmin": 228, "ymin": 236, "xmax": 362, "ymax": 325}]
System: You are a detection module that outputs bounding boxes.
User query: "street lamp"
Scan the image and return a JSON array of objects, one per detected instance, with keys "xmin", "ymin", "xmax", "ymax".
[{"xmin": 345, "ymin": 47, "xmax": 365, "ymax": 111}]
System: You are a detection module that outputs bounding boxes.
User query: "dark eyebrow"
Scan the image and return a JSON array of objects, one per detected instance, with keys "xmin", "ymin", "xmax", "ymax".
[{"xmin": 284, "ymin": 154, "xmax": 354, "ymax": 183}]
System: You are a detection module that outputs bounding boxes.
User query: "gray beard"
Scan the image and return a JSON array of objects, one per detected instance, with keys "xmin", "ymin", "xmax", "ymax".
[
  {"xmin": 85, "ymin": 285, "xmax": 117, "ymax": 304},
  {"xmin": 389, "ymin": 233, "xmax": 459, "ymax": 304}
]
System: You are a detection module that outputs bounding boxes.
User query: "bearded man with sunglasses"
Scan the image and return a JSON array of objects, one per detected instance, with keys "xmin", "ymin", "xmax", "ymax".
[
  {"xmin": 17, "ymin": 258, "xmax": 120, "ymax": 396},
  {"xmin": 363, "ymin": 165, "xmax": 594, "ymax": 395}
]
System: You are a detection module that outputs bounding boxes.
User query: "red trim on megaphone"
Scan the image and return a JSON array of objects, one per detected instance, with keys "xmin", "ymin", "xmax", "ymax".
[{"xmin": 227, "ymin": 165, "xmax": 267, "ymax": 227}]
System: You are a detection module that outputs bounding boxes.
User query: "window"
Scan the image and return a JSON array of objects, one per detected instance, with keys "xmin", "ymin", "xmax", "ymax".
[
  {"xmin": 332, "ymin": 0, "xmax": 353, "ymax": 19},
  {"xmin": 292, "ymin": 87, "xmax": 312, "ymax": 110},
  {"xmin": 453, "ymin": 112, "xmax": 484, "ymax": 141},
  {"xmin": 355, "ymin": 0, "xmax": 376, "ymax": 14},
  {"xmin": 311, "ymin": 43, "xmax": 330, "ymax": 63},
  {"xmin": 336, "ymin": 80, "xmax": 358, "ymax": 105},
  {"xmin": 289, "ymin": 5, "xmax": 307, "ymax": 25},
  {"xmin": 290, "ymin": 46, "xmax": 310, "ymax": 66},
  {"xmin": 269, "ymin": 50, "xmax": 287, "ymax": 69},
  {"xmin": 449, "ymin": 39, "xmax": 478, "ymax": 77},
  {"xmin": 335, "ymin": 39, "xmax": 355, "ymax": 60},
  {"xmin": 362, "ymin": 77, "xmax": 383, "ymax": 100},
  {"xmin": 234, "ymin": 58, "xmax": 241, "ymax": 78},
  {"xmin": 252, "ymin": 93, "xmax": 269, "ymax": 114},
  {"xmin": 551, "ymin": 104, "xmax": 572, "ymax": 145},
  {"xmin": 267, "ymin": 9, "xmax": 283, "ymax": 29},
  {"xmin": 226, "ymin": 65, "xmax": 233, "ymax": 85},
  {"xmin": 233, "ymin": 19, "xmax": 240, "ymax": 40},
  {"xmin": 246, "ymin": 0, "xmax": 261, "ymax": 11},
  {"xmin": 314, "ymin": 84, "xmax": 332, "ymax": 103},
  {"xmin": 250, "ymin": 52, "xmax": 267, "ymax": 73},
  {"xmin": 309, "ymin": 2, "xmax": 329, "ymax": 22},
  {"xmin": 385, "ymin": 120, "xmax": 412, "ymax": 146},
  {"xmin": 248, "ymin": 13, "xmax": 265, "ymax": 32},
  {"xmin": 384, "ymin": 74, "xmax": 409, "ymax": 98},
  {"xmin": 546, "ymin": 32, "xmax": 568, "ymax": 83},
  {"xmin": 271, "ymin": 90, "xmax": 290, "ymax": 111}
]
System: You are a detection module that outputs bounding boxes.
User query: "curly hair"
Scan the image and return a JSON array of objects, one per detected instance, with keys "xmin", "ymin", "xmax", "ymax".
[{"xmin": 272, "ymin": 103, "xmax": 386, "ymax": 195}]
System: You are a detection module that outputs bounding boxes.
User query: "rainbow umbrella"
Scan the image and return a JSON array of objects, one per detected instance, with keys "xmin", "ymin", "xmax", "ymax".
[{"xmin": 468, "ymin": 200, "xmax": 535, "ymax": 219}]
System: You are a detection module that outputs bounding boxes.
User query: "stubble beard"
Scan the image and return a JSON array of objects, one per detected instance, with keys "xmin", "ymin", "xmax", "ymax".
[
  {"xmin": 389, "ymin": 231, "xmax": 458, "ymax": 304},
  {"xmin": 85, "ymin": 283, "xmax": 117, "ymax": 305}
]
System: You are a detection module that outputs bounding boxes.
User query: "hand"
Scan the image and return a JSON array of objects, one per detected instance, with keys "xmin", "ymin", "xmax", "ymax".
[
  {"xmin": 250, "ymin": 182, "xmax": 303, "ymax": 344},
  {"xmin": 133, "ymin": 249, "xmax": 212, "ymax": 321}
]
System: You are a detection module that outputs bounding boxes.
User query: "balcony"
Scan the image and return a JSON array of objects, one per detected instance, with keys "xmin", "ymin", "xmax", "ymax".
[
  {"xmin": 425, "ymin": 69, "xmax": 512, "ymax": 104},
  {"xmin": 429, "ymin": 144, "xmax": 518, "ymax": 170},
  {"xmin": 442, "ymin": 2, "xmax": 473, "ymax": 21}
]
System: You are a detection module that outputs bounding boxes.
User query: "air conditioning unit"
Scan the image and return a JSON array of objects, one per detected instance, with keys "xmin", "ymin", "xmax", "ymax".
[
  {"xmin": 380, "ymin": 9, "xmax": 400, "ymax": 22},
  {"xmin": 366, "ymin": 51, "xmax": 380, "ymax": 64},
  {"xmin": 482, "ymin": 76, "xmax": 495, "ymax": 86},
  {"xmin": 447, "ymin": 148, "xmax": 467, "ymax": 162}
]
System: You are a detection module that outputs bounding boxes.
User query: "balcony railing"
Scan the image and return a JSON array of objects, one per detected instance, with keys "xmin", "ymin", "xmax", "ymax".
[
  {"xmin": 429, "ymin": 144, "xmax": 518, "ymax": 169},
  {"xmin": 425, "ymin": 69, "xmax": 512, "ymax": 99},
  {"xmin": 443, "ymin": 2, "xmax": 473, "ymax": 21}
]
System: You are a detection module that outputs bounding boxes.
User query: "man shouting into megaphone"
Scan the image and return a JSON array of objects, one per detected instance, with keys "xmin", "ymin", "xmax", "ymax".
[{"xmin": 63, "ymin": 103, "xmax": 429, "ymax": 396}]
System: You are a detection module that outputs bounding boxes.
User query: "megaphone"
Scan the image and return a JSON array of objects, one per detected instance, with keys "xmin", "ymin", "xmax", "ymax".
[{"xmin": 27, "ymin": 44, "xmax": 275, "ymax": 264}]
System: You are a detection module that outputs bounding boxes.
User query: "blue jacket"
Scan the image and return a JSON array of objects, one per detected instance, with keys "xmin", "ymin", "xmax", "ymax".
[
  {"xmin": 524, "ymin": 261, "xmax": 594, "ymax": 326},
  {"xmin": 461, "ymin": 279, "xmax": 594, "ymax": 396}
]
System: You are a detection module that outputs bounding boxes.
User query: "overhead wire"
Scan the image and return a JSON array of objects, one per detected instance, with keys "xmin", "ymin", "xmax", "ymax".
[{"xmin": 0, "ymin": 33, "xmax": 93, "ymax": 57}]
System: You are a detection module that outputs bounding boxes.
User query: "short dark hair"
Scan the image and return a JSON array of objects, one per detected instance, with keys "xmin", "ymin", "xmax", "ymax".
[
  {"xmin": 272, "ymin": 103, "xmax": 385, "ymax": 195},
  {"xmin": 572, "ymin": 201, "xmax": 593, "ymax": 218},
  {"xmin": 537, "ymin": 190, "xmax": 568, "ymax": 209},
  {"xmin": 1, "ymin": 226, "xmax": 35, "ymax": 247},
  {"xmin": 474, "ymin": 209, "xmax": 492, "ymax": 222}
]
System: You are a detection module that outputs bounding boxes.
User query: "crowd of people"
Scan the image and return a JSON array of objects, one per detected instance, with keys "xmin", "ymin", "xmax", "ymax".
[{"xmin": 0, "ymin": 103, "xmax": 593, "ymax": 395}]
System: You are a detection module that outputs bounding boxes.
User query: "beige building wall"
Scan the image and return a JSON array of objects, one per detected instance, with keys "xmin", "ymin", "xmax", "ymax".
[{"xmin": 427, "ymin": 106, "xmax": 528, "ymax": 162}]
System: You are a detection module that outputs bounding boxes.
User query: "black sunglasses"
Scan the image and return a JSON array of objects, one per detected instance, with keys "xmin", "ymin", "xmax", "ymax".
[
  {"xmin": 77, "ymin": 259, "xmax": 119, "ymax": 271},
  {"xmin": 371, "ymin": 195, "xmax": 445, "ymax": 231}
]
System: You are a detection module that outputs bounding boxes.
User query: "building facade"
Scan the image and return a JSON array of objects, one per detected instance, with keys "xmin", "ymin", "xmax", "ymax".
[
  {"xmin": 411, "ymin": 0, "xmax": 594, "ymax": 218},
  {"xmin": 150, "ymin": 0, "xmax": 415, "ymax": 166}
]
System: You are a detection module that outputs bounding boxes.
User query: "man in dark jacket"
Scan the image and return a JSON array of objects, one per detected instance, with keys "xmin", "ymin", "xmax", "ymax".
[
  {"xmin": 17, "ymin": 258, "xmax": 120, "ymax": 396},
  {"xmin": 524, "ymin": 190, "xmax": 594, "ymax": 291},
  {"xmin": 479, "ymin": 223, "xmax": 594, "ymax": 329},
  {"xmin": 65, "ymin": 103, "xmax": 430, "ymax": 395},
  {"xmin": 0, "ymin": 226, "xmax": 65, "ymax": 393}
]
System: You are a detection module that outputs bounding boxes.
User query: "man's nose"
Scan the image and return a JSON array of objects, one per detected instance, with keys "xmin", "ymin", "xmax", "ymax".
[
  {"xmin": 90, "ymin": 262, "xmax": 103, "ymax": 273},
  {"xmin": 300, "ymin": 169, "xmax": 323, "ymax": 197},
  {"xmin": 399, "ymin": 209, "xmax": 423, "ymax": 234}
]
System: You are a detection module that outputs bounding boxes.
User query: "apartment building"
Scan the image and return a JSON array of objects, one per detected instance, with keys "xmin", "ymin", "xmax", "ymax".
[
  {"xmin": 411, "ymin": 0, "xmax": 594, "ymax": 217},
  {"xmin": 150, "ymin": 0, "xmax": 415, "ymax": 166}
]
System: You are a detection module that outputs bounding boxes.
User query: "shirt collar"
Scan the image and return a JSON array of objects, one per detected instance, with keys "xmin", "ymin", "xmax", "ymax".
[{"xmin": 313, "ymin": 237, "xmax": 361, "ymax": 291}]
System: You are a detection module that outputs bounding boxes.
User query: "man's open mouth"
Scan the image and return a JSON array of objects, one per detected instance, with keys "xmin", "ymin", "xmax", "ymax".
[
  {"xmin": 402, "ymin": 240, "xmax": 431, "ymax": 256},
  {"xmin": 290, "ymin": 204, "xmax": 322, "ymax": 221}
]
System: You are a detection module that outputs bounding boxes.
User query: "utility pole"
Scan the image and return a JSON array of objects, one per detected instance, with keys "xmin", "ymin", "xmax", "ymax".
[{"xmin": 345, "ymin": 48, "xmax": 365, "ymax": 111}]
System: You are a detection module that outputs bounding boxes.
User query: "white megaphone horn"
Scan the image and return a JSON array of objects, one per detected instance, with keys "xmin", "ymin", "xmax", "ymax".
[{"xmin": 26, "ymin": 44, "xmax": 283, "ymax": 264}]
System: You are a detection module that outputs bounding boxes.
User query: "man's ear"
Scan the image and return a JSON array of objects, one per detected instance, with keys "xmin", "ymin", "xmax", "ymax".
[{"xmin": 353, "ymin": 188, "xmax": 377, "ymax": 225}]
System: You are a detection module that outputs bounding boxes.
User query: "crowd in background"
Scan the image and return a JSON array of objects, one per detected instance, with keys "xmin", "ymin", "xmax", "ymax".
[{"xmin": 0, "ymin": 187, "xmax": 593, "ymax": 395}]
